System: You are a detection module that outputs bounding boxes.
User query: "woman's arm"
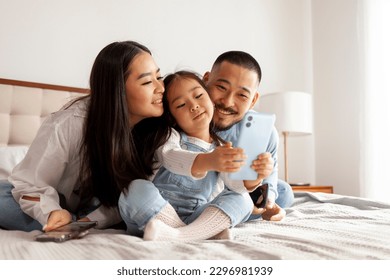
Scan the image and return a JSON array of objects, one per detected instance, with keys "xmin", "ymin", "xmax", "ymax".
[{"xmin": 9, "ymin": 113, "xmax": 77, "ymax": 227}]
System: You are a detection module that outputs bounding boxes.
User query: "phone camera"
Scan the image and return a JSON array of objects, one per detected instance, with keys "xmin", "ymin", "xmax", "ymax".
[{"xmin": 246, "ymin": 122, "xmax": 251, "ymax": 127}]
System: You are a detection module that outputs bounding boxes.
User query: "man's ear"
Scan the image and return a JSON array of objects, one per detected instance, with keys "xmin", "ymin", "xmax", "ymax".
[
  {"xmin": 249, "ymin": 92, "xmax": 260, "ymax": 109},
  {"xmin": 203, "ymin": 71, "xmax": 210, "ymax": 83}
]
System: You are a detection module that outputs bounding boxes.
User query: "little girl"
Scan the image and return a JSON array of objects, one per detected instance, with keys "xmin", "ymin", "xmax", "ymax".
[{"xmin": 137, "ymin": 71, "xmax": 263, "ymax": 241}]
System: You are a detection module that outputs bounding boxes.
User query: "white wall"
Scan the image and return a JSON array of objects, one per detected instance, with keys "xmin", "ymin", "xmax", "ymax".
[
  {"xmin": 0, "ymin": 0, "xmax": 316, "ymax": 189},
  {"xmin": 312, "ymin": 0, "xmax": 361, "ymax": 196}
]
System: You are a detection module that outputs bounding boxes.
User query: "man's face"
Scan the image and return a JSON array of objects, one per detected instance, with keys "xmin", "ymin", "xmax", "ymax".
[{"xmin": 203, "ymin": 61, "xmax": 259, "ymax": 130}]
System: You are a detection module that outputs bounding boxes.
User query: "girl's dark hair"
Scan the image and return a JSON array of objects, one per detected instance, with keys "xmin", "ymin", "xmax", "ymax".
[
  {"xmin": 78, "ymin": 41, "xmax": 168, "ymax": 207},
  {"xmin": 212, "ymin": 51, "xmax": 262, "ymax": 84},
  {"xmin": 162, "ymin": 70, "xmax": 226, "ymax": 145}
]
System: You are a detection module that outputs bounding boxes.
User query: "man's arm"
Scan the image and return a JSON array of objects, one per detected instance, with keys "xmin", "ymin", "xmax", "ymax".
[{"xmin": 261, "ymin": 127, "xmax": 279, "ymax": 203}]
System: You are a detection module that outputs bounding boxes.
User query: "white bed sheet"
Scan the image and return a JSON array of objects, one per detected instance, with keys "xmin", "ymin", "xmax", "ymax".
[{"xmin": 1, "ymin": 192, "xmax": 389, "ymax": 260}]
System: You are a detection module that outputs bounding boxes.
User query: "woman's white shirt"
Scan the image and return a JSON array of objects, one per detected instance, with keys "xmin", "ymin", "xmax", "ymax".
[{"xmin": 9, "ymin": 98, "xmax": 121, "ymax": 228}]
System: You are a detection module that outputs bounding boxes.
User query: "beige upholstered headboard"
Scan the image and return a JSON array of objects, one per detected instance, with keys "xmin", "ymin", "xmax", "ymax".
[{"xmin": 0, "ymin": 78, "xmax": 89, "ymax": 147}]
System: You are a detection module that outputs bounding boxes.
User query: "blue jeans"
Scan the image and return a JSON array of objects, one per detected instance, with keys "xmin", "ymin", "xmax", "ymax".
[
  {"xmin": 118, "ymin": 179, "xmax": 253, "ymax": 236},
  {"xmin": 0, "ymin": 180, "xmax": 42, "ymax": 231},
  {"xmin": 275, "ymin": 179, "xmax": 295, "ymax": 208}
]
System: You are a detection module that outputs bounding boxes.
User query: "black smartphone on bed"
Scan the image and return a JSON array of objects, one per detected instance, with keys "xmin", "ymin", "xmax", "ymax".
[{"xmin": 35, "ymin": 221, "xmax": 97, "ymax": 242}]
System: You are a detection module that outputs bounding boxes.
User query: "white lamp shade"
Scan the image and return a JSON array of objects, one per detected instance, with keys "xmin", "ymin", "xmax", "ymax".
[{"xmin": 257, "ymin": 91, "xmax": 313, "ymax": 136}]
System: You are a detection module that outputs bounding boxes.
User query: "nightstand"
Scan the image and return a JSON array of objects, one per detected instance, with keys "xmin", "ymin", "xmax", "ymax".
[{"xmin": 291, "ymin": 185, "xmax": 334, "ymax": 194}]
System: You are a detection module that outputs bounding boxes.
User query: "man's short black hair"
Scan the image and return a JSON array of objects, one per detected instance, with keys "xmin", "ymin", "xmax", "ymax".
[{"xmin": 212, "ymin": 51, "xmax": 262, "ymax": 84}]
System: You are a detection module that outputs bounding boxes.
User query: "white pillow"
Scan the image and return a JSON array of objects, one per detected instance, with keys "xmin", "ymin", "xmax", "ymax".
[{"xmin": 0, "ymin": 146, "xmax": 29, "ymax": 180}]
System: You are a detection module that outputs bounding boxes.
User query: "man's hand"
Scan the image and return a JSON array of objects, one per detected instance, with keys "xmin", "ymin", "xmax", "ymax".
[
  {"xmin": 251, "ymin": 152, "xmax": 273, "ymax": 181},
  {"xmin": 44, "ymin": 209, "xmax": 72, "ymax": 231},
  {"xmin": 244, "ymin": 152, "xmax": 274, "ymax": 190}
]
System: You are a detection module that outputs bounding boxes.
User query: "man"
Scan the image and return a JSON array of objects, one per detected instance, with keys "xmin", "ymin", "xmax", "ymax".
[{"xmin": 203, "ymin": 51, "xmax": 294, "ymax": 220}]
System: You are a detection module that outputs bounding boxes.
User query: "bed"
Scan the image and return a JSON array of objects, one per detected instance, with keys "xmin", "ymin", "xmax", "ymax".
[{"xmin": 1, "ymin": 78, "xmax": 390, "ymax": 260}]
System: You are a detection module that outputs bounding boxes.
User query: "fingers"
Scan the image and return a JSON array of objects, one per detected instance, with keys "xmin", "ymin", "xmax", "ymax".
[
  {"xmin": 44, "ymin": 221, "xmax": 66, "ymax": 232},
  {"xmin": 215, "ymin": 145, "xmax": 247, "ymax": 169},
  {"xmin": 220, "ymin": 146, "xmax": 246, "ymax": 157},
  {"xmin": 251, "ymin": 152, "xmax": 273, "ymax": 179},
  {"xmin": 252, "ymin": 153, "xmax": 273, "ymax": 166},
  {"xmin": 257, "ymin": 152, "xmax": 271, "ymax": 160}
]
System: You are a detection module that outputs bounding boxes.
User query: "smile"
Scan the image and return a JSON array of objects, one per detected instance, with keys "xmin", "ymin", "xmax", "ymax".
[
  {"xmin": 152, "ymin": 99, "xmax": 163, "ymax": 104},
  {"xmin": 193, "ymin": 111, "xmax": 206, "ymax": 120},
  {"xmin": 216, "ymin": 107, "xmax": 236, "ymax": 115}
]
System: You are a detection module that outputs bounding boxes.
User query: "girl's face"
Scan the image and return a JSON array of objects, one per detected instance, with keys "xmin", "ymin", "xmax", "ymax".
[
  {"xmin": 125, "ymin": 51, "xmax": 164, "ymax": 126},
  {"xmin": 167, "ymin": 78, "xmax": 214, "ymax": 141}
]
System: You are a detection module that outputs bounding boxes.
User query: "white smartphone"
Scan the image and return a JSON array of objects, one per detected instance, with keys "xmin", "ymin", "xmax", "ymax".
[
  {"xmin": 35, "ymin": 221, "xmax": 98, "ymax": 242},
  {"xmin": 229, "ymin": 112, "xmax": 276, "ymax": 180}
]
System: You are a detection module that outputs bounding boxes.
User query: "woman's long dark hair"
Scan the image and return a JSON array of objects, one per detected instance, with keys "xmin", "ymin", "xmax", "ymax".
[
  {"xmin": 78, "ymin": 41, "xmax": 168, "ymax": 207},
  {"xmin": 162, "ymin": 71, "xmax": 226, "ymax": 145}
]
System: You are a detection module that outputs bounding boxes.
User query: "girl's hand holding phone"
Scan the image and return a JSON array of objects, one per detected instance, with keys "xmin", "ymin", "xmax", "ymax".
[{"xmin": 209, "ymin": 142, "xmax": 247, "ymax": 173}]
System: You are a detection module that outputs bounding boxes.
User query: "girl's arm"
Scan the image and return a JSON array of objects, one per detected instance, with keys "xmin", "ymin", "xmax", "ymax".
[
  {"xmin": 156, "ymin": 129, "xmax": 246, "ymax": 178},
  {"xmin": 191, "ymin": 142, "xmax": 246, "ymax": 177},
  {"xmin": 156, "ymin": 129, "xmax": 244, "ymax": 178},
  {"xmin": 155, "ymin": 129, "xmax": 203, "ymax": 178}
]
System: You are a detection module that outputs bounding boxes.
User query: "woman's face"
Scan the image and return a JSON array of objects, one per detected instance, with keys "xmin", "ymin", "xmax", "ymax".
[
  {"xmin": 167, "ymin": 78, "xmax": 214, "ymax": 140},
  {"xmin": 125, "ymin": 51, "xmax": 164, "ymax": 126}
]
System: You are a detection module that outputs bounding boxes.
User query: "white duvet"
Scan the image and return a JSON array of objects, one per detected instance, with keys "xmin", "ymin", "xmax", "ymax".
[{"xmin": 1, "ymin": 192, "xmax": 389, "ymax": 260}]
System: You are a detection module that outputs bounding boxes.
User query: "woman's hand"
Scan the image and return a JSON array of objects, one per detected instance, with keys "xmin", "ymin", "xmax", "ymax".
[{"xmin": 44, "ymin": 209, "xmax": 72, "ymax": 231}]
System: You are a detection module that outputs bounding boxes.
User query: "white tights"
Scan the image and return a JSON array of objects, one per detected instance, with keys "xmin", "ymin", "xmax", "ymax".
[{"xmin": 143, "ymin": 204, "xmax": 231, "ymax": 241}]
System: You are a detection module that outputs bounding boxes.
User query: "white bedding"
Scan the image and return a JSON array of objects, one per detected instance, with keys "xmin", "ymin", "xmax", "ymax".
[
  {"xmin": 1, "ymin": 192, "xmax": 389, "ymax": 260},
  {"xmin": 0, "ymin": 146, "xmax": 28, "ymax": 180}
]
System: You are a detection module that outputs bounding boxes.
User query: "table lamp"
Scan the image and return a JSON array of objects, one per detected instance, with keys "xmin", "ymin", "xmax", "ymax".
[{"xmin": 257, "ymin": 91, "xmax": 313, "ymax": 184}]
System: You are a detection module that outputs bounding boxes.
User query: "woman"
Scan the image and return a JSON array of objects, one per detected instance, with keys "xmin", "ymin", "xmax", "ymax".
[{"xmin": 0, "ymin": 41, "xmax": 166, "ymax": 232}]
